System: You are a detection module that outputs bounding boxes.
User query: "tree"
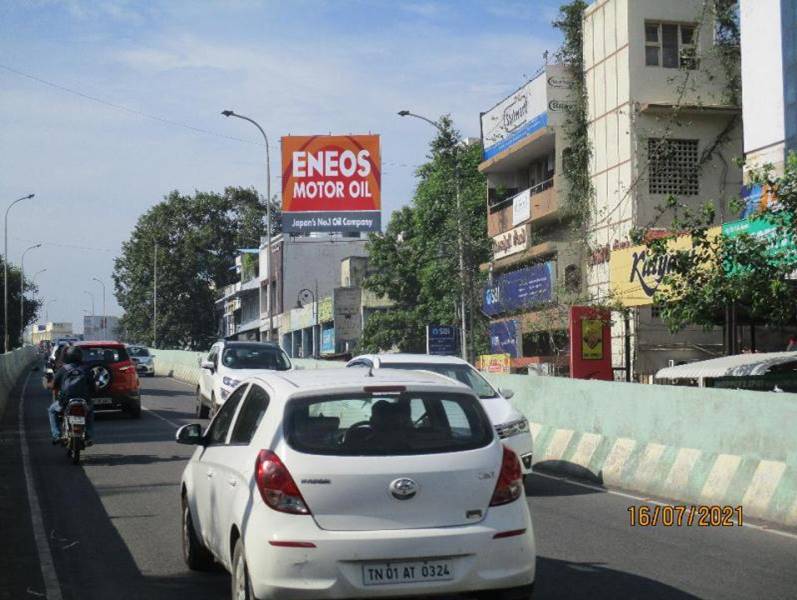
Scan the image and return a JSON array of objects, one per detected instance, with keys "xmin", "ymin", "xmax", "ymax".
[
  {"xmin": 0, "ymin": 257, "xmax": 42, "ymax": 347},
  {"xmin": 113, "ymin": 187, "xmax": 276, "ymax": 349},
  {"xmin": 635, "ymin": 154, "xmax": 797, "ymax": 338},
  {"xmin": 361, "ymin": 116, "xmax": 490, "ymax": 355}
]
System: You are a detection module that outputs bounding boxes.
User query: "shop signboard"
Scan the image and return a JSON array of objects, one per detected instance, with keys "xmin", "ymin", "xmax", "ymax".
[
  {"xmin": 483, "ymin": 262, "xmax": 555, "ymax": 316},
  {"xmin": 281, "ymin": 134, "xmax": 381, "ymax": 233},
  {"xmin": 476, "ymin": 353, "xmax": 511, "ymax": 374},
  {"xmin": 318, "ymin": 297, "xmax": 333, "ymax": 323},
  {"xmin": 512, "ymin": 189, "xmax": 531, "ymax": 226},
  {"xmin": 333, "ymin": 287, "xmax": 362, "ymax": 341},
  {"xmin": 569, "ymin": 306, "xmax": 612, "ymax": 380},
  {"xmin": 489, "ymin": 320, "xmax": 520, "ymax": 358},
  {"xmin": 492, "ymin": 224, "xmax": 530, "ymax": 260},
  {"xmin": 426, "ymin": 324, "xmax": 459, "ymax": 356},
  {"xmin": 321, "ymin": 327, "xmax": 335, "ymax": 355}
]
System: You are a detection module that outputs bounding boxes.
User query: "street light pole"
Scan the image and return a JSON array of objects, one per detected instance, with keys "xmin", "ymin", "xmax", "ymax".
[
  {"xmin": 295, "ymin": 288, "xmax": 318, "ymax": 358},
  {"xmin": 398, "ymin": 111, "xmax": 468, "ymax": 362},
  {"xmin": 20, "ymin": 243, "xmax": 41, "ymax": 348},
  {"xmin": 153, "ymin": 243, "xmax": 158, "ymax": 348},
  {"xmin": 221, "ymin": 110, "xmax": 274, "ymax": 342},
  {"xmin": 45, "ymin": 299, "xmax": 56, "ymax": 322},
  {"xmin": 84, "ymin": 290, "xmax": 95, "ymax": 315},
  {"xmin": 92, "ymin": 277, "xmax": 106, "ymax": 338},
  {"xmin": 4, "ymin": 193, "xmax": 35, "ymax": 352}
]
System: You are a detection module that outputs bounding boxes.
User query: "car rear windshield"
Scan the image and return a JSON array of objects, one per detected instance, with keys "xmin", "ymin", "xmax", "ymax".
[
  {"xmin": 221, "ymin": 346, "xmax": 291, "ymax": 371},
  {"xmin": 285, "ymin": 392, "xmax": 494, "ymax": 456},
  {"xmin": 381, "ymin": 363, "xmax": 498, "ymax": 399},
  {"xmin": 127, "ymin": 346, "xmax": 150, "ymax": 357},
  {"xmin": 82, "ymin": 346, "xmax": 129, "ymax": 363}
]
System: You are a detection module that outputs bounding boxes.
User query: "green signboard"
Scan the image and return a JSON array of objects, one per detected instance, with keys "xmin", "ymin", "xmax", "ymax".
[{"xmin": 721, "ymin": 217, "xmax": 797, "ymax": 274}]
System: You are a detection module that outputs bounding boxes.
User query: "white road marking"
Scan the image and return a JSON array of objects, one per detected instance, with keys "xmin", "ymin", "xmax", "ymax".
[
  {"xmin": 141, "ymin": 405, "xmax": 182, "ymax": 429},
  {"xmin": 18, "ymin": 371, "xmax": 64, "ymax": 600},
  {"xmin": 531, "ymin": 470, "xmax": 797, "ymax": 542}
]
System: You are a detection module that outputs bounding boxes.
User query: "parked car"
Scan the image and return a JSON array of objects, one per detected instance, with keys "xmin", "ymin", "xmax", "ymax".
[
  {"xmin": 127, "ymin": 345, "xmax": 155, "ymax": 377},
  {"xmin": 74, "ymin": 341, "xmax": 141, "ymax": 418},
  {"xmin": 347, "ymin": 353, "xmax": 535, "ymax": 476},
  {"xmin": 177, "ymin": 368, "xmax": 535, "ymax": 600},
  {"xmin": 196, "ymin": 341, "xmax": 292, "ymax": 418}
]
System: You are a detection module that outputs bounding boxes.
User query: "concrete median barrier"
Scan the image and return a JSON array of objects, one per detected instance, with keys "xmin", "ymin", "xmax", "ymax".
[
  {"xmin": 485, "ymin": 373, "xmax": 797, "ymax": 527},
  {"xmin": 0, "ymin": 347, "xmax": 40, "ymax": 421},
  {"xmin": 148, "ymin": 348, "xmax": 342, "ymax": 388}
]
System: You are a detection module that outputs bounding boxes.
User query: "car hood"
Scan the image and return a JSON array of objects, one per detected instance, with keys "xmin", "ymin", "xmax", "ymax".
[{"xmin": 478, "ymin": 395, "xmax": 523, "ymax": 427}]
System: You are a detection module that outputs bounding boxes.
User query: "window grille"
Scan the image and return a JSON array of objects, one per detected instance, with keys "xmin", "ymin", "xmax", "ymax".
[{"xmin": 648, "ymin": 138, "xmax": 699, "ymax": 196}]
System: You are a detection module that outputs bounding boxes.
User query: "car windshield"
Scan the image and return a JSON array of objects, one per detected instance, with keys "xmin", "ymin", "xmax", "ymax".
[
  {"xmin": 127, "ymin": 347, "xmax": 149, "ymax": 357},
  {"xmin": 221, "ymin": 346, "xmax": 291, "ymax": 371},
  {"xmin": 380, "ymin": 363, "xmax": 498, "ymax": 399},
  {"xmin": 285, "ymin": 391, "xmax": 493, "ymax": 456},
  {"xmin": 82, "ymin": 346, "xmax": 129, "ymax": 363}
]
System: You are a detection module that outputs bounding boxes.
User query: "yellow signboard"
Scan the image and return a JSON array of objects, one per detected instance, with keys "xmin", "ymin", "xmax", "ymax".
[
  {"xmin": 581, "ymin": 319, "xmax": 604, "ymax": 359},
  {"xmin": 609, "ymin": 228, "xmax": 720, "ymax": 307},
  {"xmin": 476, "ymin": 353, "xmax": 511, "ymax": 373}
]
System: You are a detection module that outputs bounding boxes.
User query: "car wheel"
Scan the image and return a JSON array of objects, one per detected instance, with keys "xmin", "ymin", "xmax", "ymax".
[
  {"xmin": 478, "ymin": 583, "xmax": 535, "ymax": 600},
  {"xmin": 196, "ymin": 388, "xmax": 209, "ymax": 419},
  {"xmin": 182, "ymin": 498, "xmax": 213, "ymax": 571},
  {"xmin": 127, "ymin": 399, "xmax": 142, "ymax": 419},
  {"xmin": 90, "ymin": 365, "xmax": 113, "ymax": 391},
  {"xmin": 231, "ymin": 538, "xmax": 256, "ymax": 600}
]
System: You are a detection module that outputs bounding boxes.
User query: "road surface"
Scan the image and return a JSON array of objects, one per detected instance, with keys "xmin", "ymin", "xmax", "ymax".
[{"xmin": 1, "ymin": 366, "xmax": 796, "ymax": 599}]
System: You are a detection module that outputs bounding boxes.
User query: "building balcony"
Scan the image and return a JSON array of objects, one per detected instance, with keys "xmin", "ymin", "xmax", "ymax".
[{"xmin": 487, "ymin": 178, "xmax": 561, "ymax": 238}]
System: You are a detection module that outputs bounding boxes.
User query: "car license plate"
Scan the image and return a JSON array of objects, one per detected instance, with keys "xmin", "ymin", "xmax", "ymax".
[
  {"xmin": 67, "ymin": 416, "xmax": 85, "ymax": 424},
  {"xmin": 94, "ymin": 398, "xmax": 112, "ymax": 405},
  {"xmin": 362, "ymin": 559, "xmax": 454, "ymax": 586}
]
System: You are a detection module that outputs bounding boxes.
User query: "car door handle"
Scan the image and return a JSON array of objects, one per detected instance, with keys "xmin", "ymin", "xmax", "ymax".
[
  {"xmin": 206, "ymin": 470, "xmax": 214, "ymax": 479},
  {"xmin": 227, "ymin": 478, "xmax": 237, "ymax": 488}
]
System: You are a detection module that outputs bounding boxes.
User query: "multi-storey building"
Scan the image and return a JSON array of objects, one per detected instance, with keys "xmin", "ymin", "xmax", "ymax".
[
  {"xmin": 584, "ymin": 0, "xmax": 743, "ymax": 378},
  {"xmin": 479, "ymin": 64, "xmax": 581, "ymax": 372}
]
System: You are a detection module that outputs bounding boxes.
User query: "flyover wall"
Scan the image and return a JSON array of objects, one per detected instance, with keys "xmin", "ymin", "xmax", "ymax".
[
  {"xmin": 151, "ymin": 349, "xmax": 797, "ymax": 527},
  {"xmin": 0, "ymin": 347, "xmax": 40, "ymax": 421}
]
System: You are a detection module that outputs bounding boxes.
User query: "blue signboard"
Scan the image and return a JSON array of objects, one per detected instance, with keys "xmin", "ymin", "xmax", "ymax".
[
  {"xmin": 489, "ymin": 320, "xmax": 520, "ymax": 358},
  {"xmin": 484, "ymin": 113, "xmax": 548, "ymax": 160},
  {"xmin": 321, "ymin": 327, "xmax": 335, "ymax": 354},
  {"xmin": 483, "ymin": 262, "xmax": 554, "ymax": 316},
  {"xmin": 427, "ymin": 325, "xmax": 459, "ymax": 356}
]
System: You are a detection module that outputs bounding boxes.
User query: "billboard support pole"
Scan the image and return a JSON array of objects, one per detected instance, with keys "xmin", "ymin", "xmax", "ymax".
[{"xmin": 222, "ymin": 110, "xmax": 273, "ymax": 342}]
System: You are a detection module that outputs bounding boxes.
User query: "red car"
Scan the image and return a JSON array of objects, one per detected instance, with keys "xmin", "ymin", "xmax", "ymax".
[{"xmin": 73, "ymin": 341, "xmax": 142, "ymax": 418}]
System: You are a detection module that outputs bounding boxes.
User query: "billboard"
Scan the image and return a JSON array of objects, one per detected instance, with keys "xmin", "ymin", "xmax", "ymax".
[
  {"xmin": 476, "ymin": 353, "xmax": 511, "ymax": 374},
  {"xmin": 483, "ymin": 262, "xmax": 555, "ymax": 316},
  {"xmin": 569, "ymin": 307, "xmax": 612, "ymax": 380},
  {"xmin": 489, "ymin": 320, "xmax": 520, "ymax": 358},
  {"xmin": 321, "ymin": 326, "xmax": 335, "ymax": 355},
  {"xmin": 281, "ymin": 135, "xmax": 381, "ymax": 233}
]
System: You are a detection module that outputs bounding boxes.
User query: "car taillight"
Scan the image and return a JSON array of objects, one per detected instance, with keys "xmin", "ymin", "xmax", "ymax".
[
  {"xmin": 254, "ymin": 450, "xmax": 311, "ymax": 515},
  {"xmin": 490, "ymin": 446, "xmax": 523, "ymax": 506}
]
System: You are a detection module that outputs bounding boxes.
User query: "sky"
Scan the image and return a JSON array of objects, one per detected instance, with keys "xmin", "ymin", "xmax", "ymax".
[{"xmin": 0, "ymin": 0, "xmax": 564, "ymax": 333}]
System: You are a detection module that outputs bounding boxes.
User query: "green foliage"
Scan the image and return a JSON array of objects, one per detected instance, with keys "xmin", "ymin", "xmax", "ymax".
[
  {"xmin": 361, "ymin": 116, "xmax": 490, "ymax": 355},
  {"xmin": 113, "ymin": 187, "xmax": 275, "ymax": 349},
  {"xmin": 644, "ymin": 154, "xmax": 797, "ymax": 333},
  {"xmin": 0, "ymin": 257, "xmax": 42, "ymax": 347},
  {"xmin": 240, "ymin": 253, "xmax": 258, "ymax": 282},
  {"xmin": 553, "ymin": 0, "xmax": 593, "ymax": 225}
]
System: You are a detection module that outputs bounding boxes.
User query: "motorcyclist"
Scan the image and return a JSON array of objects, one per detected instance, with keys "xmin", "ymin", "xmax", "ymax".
[{"xmin": 46, "ymin": 346, "xmax": 96, "ymax": 445}]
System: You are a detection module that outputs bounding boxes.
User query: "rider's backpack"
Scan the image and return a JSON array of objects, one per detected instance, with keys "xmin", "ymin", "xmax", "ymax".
[{"xmin": 60, "ymin": 366, "xmax": 91, "ymax": 404}]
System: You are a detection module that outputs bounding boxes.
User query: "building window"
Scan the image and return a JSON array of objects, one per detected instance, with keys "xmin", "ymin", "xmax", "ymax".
[
  {"xmin": 645, "ymin": 22, "xmax": 697, "ymax": 69},
  {"xmin": 648, "ymin": 138, "xmax": 699, "ymax": 196}
]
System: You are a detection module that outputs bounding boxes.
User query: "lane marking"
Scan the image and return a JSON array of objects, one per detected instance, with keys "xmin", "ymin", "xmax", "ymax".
[
  {"xmin": 531, "ymin": 470, "xmax": 797, "ymax": 541},
  {"xmin": 141, "ymin": 405, "xmax": 182, "ymax": 429},
  {"xmin": 18, "ymin": 371, "xmax": 64, "ymax": 600}
]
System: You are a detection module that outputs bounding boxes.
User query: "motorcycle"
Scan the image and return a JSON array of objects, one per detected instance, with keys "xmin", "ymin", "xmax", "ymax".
[{"xmin": 60, "ymin": 398, "xmax": 89, "ymax": 465}]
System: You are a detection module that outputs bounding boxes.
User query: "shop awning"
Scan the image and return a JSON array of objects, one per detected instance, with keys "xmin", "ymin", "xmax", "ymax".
[{"xmin": 655, "ymin": 351, "xmax": 797, "ymax": 381}]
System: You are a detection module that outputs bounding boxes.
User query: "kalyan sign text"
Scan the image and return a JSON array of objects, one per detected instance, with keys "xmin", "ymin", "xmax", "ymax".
[{"xmin": 281, "ymin": 134, "xmax": 381, "ymax": 233}]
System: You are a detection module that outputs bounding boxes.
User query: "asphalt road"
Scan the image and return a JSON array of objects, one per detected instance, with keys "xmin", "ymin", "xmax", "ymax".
[{"xmin": 2, "ymin": 366, "xmax": 796, "ymax": 600}]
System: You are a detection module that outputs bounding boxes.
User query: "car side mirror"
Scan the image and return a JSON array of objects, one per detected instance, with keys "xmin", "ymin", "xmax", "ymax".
[
  {"xmin": 499, "ymin": 388, "xmax": 515, "ymax": 400},
  {"xmin": 200, "ymin": 360, "xmax": 215, "ymax": 372},
  {"xmin": 176, "ymin": 424, "xmax": 205, "ymax": 445}
]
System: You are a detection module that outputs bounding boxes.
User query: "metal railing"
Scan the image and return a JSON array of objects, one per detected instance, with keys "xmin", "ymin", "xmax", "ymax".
[{"xmin": 488, "ymin": 177, "xmax": 555, "ymax": 214}]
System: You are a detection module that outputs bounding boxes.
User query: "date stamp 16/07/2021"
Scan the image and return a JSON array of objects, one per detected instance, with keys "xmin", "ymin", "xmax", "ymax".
[{"xmin": 628, "ymin": 505, "xmax": 743, "ymax": 527}]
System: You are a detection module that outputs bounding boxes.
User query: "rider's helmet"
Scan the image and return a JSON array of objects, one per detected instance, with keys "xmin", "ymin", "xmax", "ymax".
[{"xmin": 63, "ymin": 346, "xmax": 83, "ymax": 364}]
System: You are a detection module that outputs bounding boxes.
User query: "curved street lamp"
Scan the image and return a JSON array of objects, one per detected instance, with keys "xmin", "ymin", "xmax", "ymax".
[
  {"xmin": 45, "ymin": 298, "xmax": 56, "ymax": 322},
  {"xmin": 20, "ymin": 243, "xmax": 41, "ymax": 348},
  {"xmin": 4, "ymin": 193, "xmax": 35, "ymax": 351},
  {"xmin": 398, "ymin": 110, "xmax": 468, "ymax": 361},
  {"xmin": 221, "ymin": 110, "xmax": 274, "ymax": 342}
]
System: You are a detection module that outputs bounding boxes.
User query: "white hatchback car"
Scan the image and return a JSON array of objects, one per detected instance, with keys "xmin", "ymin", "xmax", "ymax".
[
  {"xmin": 177, "ymin": 368, "xmax": 536, "ymax": 600},
  {"xmin": 347, "ymin": 354, "xmax": 534, "ymax": 477},
  {"xmin": 196, "ymin": 341, "xmax": 292, "ymax": 418}
]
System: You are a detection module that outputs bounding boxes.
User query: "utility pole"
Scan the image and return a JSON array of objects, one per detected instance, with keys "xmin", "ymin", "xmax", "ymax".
[
  {"xmin": 4, "ymin": 193, "xmax": 35, "ymax": 352},
  {"xmin": 92, "ymin": 277, "xmax": 106, "ymax": 338},
  {"xmin": 20, "ymin": 243, "xmax": 41, "ymax": 348},
  {"xmin": 153, "ymin": 243, "xmax": 158, "ymax": 348},
  {"xmin": 221, "ymin": 110, "xmax": 273, "ymax": 341}
]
